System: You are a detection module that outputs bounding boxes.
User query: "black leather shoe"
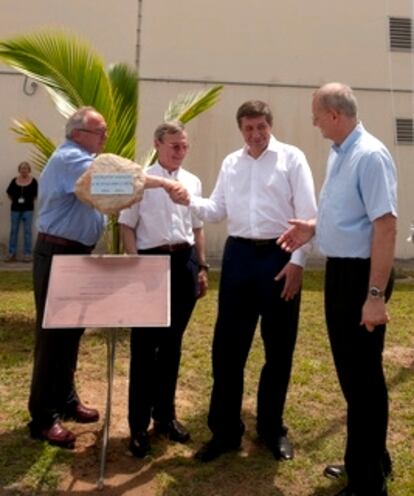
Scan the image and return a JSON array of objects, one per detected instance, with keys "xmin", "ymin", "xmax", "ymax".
[
  {"xmin": 29, "ymin": 420, "xmax": 75, "ymax": 449},
  {"xmin": 263, "ymin": 433, "xmax": 294, "ymax": 460},
  {"xmin": 64, "ymin": 403, "xmax": 99, "ymax": 423},
  {"xmin": 194, "ymin": 437, "xmax": 241, "ymax": 462},
  {"xmin": 324, "ymin": 455, "xmax": 392, "ymax": 480},
  {"xmin": 324, "ymin": 464, "xmax": 346, "ymax": 480},
  {"xmin": 129, "ymin": 431, "xmax": 150, "ymax": 458},
  {"xmin": 153, "ymin": 419, "xmax": 191, "ymax": 443}
]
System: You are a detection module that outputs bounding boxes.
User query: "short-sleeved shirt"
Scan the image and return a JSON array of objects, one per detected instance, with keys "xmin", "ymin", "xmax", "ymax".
[
  {"xmin": 37, "ymin": 140, "xmax": 105, "ymax": 246},
  {"xmin": 118, "ymin": 161, "xmax": 203, "ymax": 250},
  {"xmin": 7, "ymin": 177, "xmax": 38, "ymax": 211},
  {"xmin": 316, "ymin": 123, "xmax": 397, "ymax": 258}
]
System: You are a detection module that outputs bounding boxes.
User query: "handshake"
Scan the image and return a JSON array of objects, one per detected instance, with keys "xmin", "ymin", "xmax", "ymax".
[{"xmin": 162, "ymin": 179, "xmax": 191, "ymax": 206}]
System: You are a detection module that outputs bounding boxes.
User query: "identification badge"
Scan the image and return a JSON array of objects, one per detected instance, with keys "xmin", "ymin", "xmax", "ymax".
[{"xmin": 18, "ymin": 197, "xmax": 25, "ymax": 204}]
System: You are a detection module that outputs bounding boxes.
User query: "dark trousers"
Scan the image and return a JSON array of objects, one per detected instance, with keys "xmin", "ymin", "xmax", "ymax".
[
  {"xmin": 325, "ymin": 258, "xmax": 393, "ymax": 495},
  {"xmin": 207, "ymin": 236, "xmax": 300, "ymax": 442},
  {"xmin": 28, "ymin": 236, "xmax": 92, "ymax": 429},
  {"xmin": 128, "ymin": 247, "xmax": 198, "ymax": 436}
]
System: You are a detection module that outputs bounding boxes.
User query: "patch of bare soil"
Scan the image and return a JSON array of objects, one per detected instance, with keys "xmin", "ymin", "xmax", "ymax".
[{"xmin": 384, "ymin": 345, "xmax": 414, "ymax": 369}]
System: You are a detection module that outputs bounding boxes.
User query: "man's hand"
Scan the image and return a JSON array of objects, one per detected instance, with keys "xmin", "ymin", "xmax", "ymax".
[
  {"xmin": 361, "ymin": 298, "xmax": 390, "ymax": 332},
  {"xmin": 274, "ymin": 262, "xmax": 303, "ymax": 301},
  {"xmin": 164, "ymin": 180, "xmax": 190, "ymax": 205},
  {"xmin": 277, "ymin": 219, "xmax": 316, "ymax": 252},
  {"xmin": 197, "ymin": 269, "xmax": 208, "ymax": 298}
]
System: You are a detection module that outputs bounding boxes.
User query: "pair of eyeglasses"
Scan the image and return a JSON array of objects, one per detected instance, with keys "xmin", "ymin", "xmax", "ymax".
[
  {"xmin": 78, "ymin": 128, "xmax": 108, "ymax": 137},
  {"xmin": 166, "ymin": 143, "xmax": 189, "ymax": 152}
]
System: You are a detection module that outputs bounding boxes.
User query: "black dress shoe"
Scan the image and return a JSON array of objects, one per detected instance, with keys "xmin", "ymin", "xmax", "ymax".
[
  {"xmin": 262, "ymin": 433, "xmax": 294, "ymax": 460},
  {"xmin": 324, "ymin": 455, "xmax": 392, "ymax": 480},
  {"xmin": 153, "ymin": 419, "xmax": 190, "ymax": 443},
  {"xmin": 129, "ymin": 431, "xmax": 150, "ymax": 458},
  {"xmin": 29, "ymin": 420, "xmax": 75, "ymax": 449},
  {"xmin": 324, "ymin": 464, "xmax": 346, "ymax": 480},
  {"xmin": 63, "ymin": 403, "xmax": 99, "ymax": 423},
  {"xmin": 194, "ymin": 437, "xmax": 241, "ymax": 462}
]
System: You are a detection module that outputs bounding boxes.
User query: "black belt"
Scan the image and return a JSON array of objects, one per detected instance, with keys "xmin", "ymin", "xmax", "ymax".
[
  {"xmin": 230, "ymin": 236, "xmax": 278, "ymax": 247},
  {"xmin": 140, "ymin": 242, "xmax": 192, "ymax": 254},
  {"xmin": 38, "ymin": 232, "xmax": 95, "ymax": 250}
]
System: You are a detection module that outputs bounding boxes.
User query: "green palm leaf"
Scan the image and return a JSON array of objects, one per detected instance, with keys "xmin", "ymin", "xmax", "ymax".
[
  {"xmin": 11, "ymin": 119, "xmax": 56, "ymax": 170},
  {"xmin": 142, "ymin": 84, "xmax": 224, "ymax": 166},
  {"xmin": 0, "ymin": 30, "xmax": 113, "ymax": 118}
]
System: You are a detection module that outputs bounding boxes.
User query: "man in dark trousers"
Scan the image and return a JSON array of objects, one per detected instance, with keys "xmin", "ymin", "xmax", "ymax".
[
  {"xmin": 278, "ymin": 82, "xmax": 397, "ymax": 496},
  {"xmin": 119, "ymin": 121, "xmax": 208, "ymax": 457},
  {"xmin": 188, "ymin": 100, "xmax": 317, "ymax": 462}
]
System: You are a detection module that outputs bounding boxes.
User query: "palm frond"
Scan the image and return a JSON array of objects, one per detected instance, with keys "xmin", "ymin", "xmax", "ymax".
[
  {"xmin": 143, "ymin": 85, "xmax": 224, "ymax": 166},
  {"xmin": 0, "ymin": 30, "xmax": 113, "ymax": 118},
  {"xmin": 11, "ymin": 119, "xmax": 56, "ymax": 170},
  {"xmin": 164, "ymin": 85, "xmax": 223, "ymax": 123}
]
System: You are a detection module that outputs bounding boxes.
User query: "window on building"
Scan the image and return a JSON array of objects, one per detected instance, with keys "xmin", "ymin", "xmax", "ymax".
[
  {"xmin": 389, "ymin": 17, "xmax": 412, "ymax": 51},
  {"xmin": 396, "ymin": 118, "xmax": 414, "ymax": 144}
]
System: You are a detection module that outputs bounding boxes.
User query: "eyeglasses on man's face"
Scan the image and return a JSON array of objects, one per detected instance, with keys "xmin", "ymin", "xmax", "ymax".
[
  {"xmin": 164, "ymin": 143, "xmax": 189, "ymax": 152},
  {"xmin": 78, "ymin": 127, "xmax": 108, "ymax": 137}
]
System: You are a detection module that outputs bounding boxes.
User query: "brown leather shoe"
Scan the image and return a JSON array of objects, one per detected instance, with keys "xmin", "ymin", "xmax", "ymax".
[
  {"xmin": 64, "ymin": 403, "xmax": 99, "ymax": 423},
  {"xmin": 29, "ymin": 421, "xmax": 75, "ymax": 449}
]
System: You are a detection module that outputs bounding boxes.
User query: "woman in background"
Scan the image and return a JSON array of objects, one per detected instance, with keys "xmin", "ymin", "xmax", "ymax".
[{"xmin": 6, "ymin": 161, "xmax": 38, "ymax": 262}]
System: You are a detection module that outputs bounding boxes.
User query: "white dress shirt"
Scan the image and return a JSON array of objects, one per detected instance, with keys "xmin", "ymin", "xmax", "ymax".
[
  {"xmin": 119, "ymin": 162, "xmax": 203, "ymax": 250},
  {"xmin": 190, "ymin": 135, "xmax": 317, "ymax": 266}
]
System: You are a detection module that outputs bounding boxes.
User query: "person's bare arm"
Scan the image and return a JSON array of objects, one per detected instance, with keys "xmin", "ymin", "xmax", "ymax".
[
  {"xmin": 120, "ymin": 224, "xmax": 138, "ymax": 254},
  {"xmin": 277, "ymin": 218, "xmax": 316, "ymax": 252},
  {"xmin": 361, "ymin": 213, "xmax": 397, "ymax": 331},
  {"xmin": 193, "ymin": 227, "xmax": 208, "ymax": 298},
  {"xmin": 144, "ymin": 175, "xmax": 189, "ymax": 205}
]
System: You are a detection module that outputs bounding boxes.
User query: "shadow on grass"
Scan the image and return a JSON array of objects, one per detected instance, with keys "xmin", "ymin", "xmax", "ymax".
[
  {"xmin": 59, "ymin": 432, "xmax": 289, "ymax": 496},
  {"xmin": 0, "ymin": 424, "xmax": 70, "ymax": 494}
]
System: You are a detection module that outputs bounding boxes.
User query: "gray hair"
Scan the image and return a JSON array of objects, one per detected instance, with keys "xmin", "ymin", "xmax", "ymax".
[
  {"xmin": 154, "ymin": 121, "xmax": 185, "ymax": 142},
  {"xmin": 65, "ymin": 106, "xmax": 99, "ymax": 139},
  {"xmin": 315, "ymin": 83, "xmax": 358, "ymax": 118}
]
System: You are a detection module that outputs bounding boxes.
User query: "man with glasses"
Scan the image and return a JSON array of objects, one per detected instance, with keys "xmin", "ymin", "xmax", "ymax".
[
  {"xmin": 119, "ymin": 121, "xmax": 208, "ymax": 458},
  {"xmin": 29, "ymin": 107, "xmax": 188, "ymax": 449}
]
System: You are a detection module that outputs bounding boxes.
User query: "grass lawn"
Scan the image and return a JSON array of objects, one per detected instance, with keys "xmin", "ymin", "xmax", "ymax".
[{"xmin": 0, "ymin": 269, "xmax": 413, "ymax": 495}]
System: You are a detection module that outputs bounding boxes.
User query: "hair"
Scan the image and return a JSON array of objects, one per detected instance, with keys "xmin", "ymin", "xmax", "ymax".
[
  {"xmin": 18, "ymin": 161, "xmax": 31, "ymax": 172},
  {"xmin": 65, "ymin": 106, "xmax": 100, "ymax": 139},
  {"xmin": 314, "ymin": 83, "xmax": 358, "ymax": 118},
  {"xmin": 236, "ymin": 100, "xmax": 273, "ymax": 127},
  {"xmin": 154, "ymin": 121, "xmax": 186, "ymax": 142}
]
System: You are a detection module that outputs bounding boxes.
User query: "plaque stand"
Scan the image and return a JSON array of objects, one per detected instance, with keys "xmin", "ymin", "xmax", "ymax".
[
  {"xmin": 42, "ymin": 255, "xmax": 170, "ymax": 490},
  {"xmin": 97, "ymin": 328, "xmax": 117, "ymax": 489}
]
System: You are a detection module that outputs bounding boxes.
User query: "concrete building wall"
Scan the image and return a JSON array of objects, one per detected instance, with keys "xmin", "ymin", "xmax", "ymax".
[{"xmin": 1, "ymin": 0, "xmax": 413, "ymax": 260}]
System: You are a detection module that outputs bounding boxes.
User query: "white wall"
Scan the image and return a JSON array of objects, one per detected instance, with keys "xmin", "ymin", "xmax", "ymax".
[{"xmin": 1, "ymin": 0, "xmax": 413, "ymax": 259}]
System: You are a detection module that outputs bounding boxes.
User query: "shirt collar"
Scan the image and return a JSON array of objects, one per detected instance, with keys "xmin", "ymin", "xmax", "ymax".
[
  {"xmin": 332, "ymin": 122, "xmax": 364, "ymax": 154},
  {"xmin": 154, "ymin": 161, "xmax": 180, "ymax": 179}
]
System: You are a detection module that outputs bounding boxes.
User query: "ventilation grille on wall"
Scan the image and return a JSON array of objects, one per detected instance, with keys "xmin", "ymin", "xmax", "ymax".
[
  {"xmin": 396, "ymin": 118, "xmax": 414, "ymax": 144},
  {"xmin": 389, "ymin": 17, "xmax": 412, "ymax": 51}
]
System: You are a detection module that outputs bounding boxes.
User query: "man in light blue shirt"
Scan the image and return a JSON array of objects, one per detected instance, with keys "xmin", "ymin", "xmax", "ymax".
[
  {"xmin": 278, "ymin": 83, "xmax": 396, "ymax": 496},
  {"xmin": 29, "ymin": 107, "xmax": 108, "ymax": 450}
]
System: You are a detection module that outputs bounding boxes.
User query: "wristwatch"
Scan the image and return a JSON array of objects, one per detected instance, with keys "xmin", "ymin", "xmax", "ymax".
[
  {"xmin": 198, "ymin": 262, "xmax": 210, "ymax": 272},
  {"xmin": 368, "ymin": 286, "xmax": 385, "ymax": 298}
]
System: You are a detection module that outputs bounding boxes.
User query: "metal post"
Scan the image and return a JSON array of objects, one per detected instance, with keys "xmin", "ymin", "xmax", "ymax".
[{"xmin": 97, "ymin": 328, "xmax": 117, "ymax": 490}]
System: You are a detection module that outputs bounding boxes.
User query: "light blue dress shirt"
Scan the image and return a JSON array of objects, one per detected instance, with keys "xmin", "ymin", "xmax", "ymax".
[
  {"xmin": 316, "ymin": 123, "xmax": 397, "ymax": 258},
  {"xmin": 37, "ymin": 140, "xmax": 105, "ymax": 246}
]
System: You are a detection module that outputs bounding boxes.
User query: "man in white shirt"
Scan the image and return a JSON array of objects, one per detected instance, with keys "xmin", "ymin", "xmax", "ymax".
[
  {"xmin": 119, "ymin": 121, "xmax": 208, "ymax": 458},
  {"xmin": 191, "ymin": 100, "xmax": 317, "ymax": 462}
]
